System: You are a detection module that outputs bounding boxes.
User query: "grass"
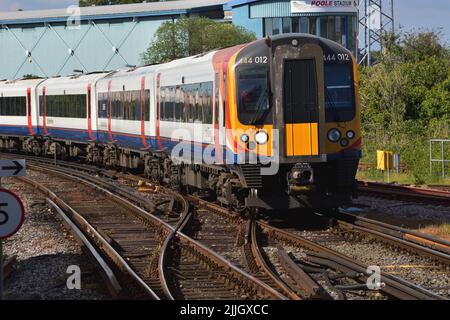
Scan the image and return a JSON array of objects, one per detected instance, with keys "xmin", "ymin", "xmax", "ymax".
[
  {"xmin": 416, "ymin": 223, "xmax": 450, "ymax": 242},
  {"xmin": 357, "ymin": 170, "xmax": 450, "ymax": 186}
]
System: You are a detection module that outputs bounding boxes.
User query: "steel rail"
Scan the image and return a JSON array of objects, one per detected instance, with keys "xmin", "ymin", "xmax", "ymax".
[
  {"xmin": 23, "ymin": 162, "xmax": 286, "ymax": 300},
  {"xmin": 45, "ymin": 197, "xmax": 122, "ymax": 298},
  {"xmin": 247, "ymin": 220, "xmax": 302, "ymax": 300},
  {"xmin": 114, "ymin": 175, "xmax": 287, "ymax": 299},
  {"xmin": 18, "ymin": 176, "xmax": 161, "ymax": 300},
  {"xmin": 332, "ymin": 210, "xmax": 450, "ymax": 266},
  {"xmin": 258, "ymin": 221, "xmax": 446, "ymax": 300},
  {"xmin": 357, "ymin": 180, "xmax": 450, "ymax": 205},
  {"xmin": 338, "ymin": 209, "xmax": 450, "ymax": 253},
  {"xmin": 275, "ymin": 247, "xmax": 322, "ymax": 299}
]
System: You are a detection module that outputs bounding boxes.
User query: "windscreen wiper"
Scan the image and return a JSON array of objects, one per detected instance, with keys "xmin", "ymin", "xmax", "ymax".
[{"xmin": 249, "ymin": 89, "xmax": 271, "ymax": 125}]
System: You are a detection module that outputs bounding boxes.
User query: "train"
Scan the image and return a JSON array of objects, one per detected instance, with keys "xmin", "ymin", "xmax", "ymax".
[{"xmin": 0, "ymin": 34, "xmax": 361, "ymax": 211}]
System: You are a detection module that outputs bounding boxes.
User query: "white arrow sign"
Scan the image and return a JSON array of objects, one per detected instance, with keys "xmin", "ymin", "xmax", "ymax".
[
  {"xmin": 0, "ymin": 189, "xmax": 25, "ymax": 239},
  {"xmin": 0, "ymin": 160, "xmax": 26, "ymax": 177}
]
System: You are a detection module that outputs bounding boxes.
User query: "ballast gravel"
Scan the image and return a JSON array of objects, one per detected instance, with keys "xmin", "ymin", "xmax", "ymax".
[{"xmin": 1, "ymin": 177, "xmax": 109, "ymax": 300}]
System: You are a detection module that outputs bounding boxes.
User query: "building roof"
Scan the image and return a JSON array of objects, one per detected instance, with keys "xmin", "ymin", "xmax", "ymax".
[
  {"xmin": 0, "ymin": 0, "xmax": 228, "ymax": 24},
  {"xmin": 227, "ymin": 0, "xmax": 260, "ymax": 7}
]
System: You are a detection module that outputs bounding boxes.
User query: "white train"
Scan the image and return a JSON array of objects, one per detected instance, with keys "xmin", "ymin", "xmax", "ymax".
[{"xmin": 0, "ymin": 34, "xmax": 361, "ymax": 210}]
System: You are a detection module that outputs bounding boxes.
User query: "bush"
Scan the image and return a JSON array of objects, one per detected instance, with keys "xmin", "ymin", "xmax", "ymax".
[{"xmin": 359, "ymin": 31, "xmax": 450, "ymax": 184}]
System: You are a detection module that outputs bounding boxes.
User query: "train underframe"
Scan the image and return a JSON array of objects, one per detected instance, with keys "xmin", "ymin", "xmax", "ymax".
[{"xmin": 0, "ymin": 134, "xmax": 359, "ymax": 211}]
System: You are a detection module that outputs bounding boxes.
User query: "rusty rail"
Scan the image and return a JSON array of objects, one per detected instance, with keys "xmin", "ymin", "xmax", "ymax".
[
  {"xmin": 258, "ymin": 221, "xmax": 446, "ymax": 300},
  {"xmin": 357, "ymin": 180, "xmax": 450, "ymax": 205},
  {"xmin": 19, "ymin": 176, "xmax": 160, "ymax": 300}
]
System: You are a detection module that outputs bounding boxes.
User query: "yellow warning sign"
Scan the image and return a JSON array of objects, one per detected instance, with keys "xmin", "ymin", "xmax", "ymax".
[{"xmin": 377, "ymin": 150, "xmax": 394, "ymax": 171}]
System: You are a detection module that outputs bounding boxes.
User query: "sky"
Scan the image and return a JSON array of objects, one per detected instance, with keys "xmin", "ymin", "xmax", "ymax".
[{"xmin": 0, "ymin": 0, "xmax": 449, "ymax": 45}]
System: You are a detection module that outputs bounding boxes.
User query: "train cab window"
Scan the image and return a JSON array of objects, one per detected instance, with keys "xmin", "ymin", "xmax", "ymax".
[
  {"xmin": 324, "ymin": 63, "xmax": 355, "ymax": 122},
  {"xmin": 237, "ymin": 67, "xmax": 272, "ymax": 125}
]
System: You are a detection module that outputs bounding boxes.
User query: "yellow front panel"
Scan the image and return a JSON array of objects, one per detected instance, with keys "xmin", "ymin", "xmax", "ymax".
[
  {"xmin": 285, "ymin": 124, "xmax": 294, "ymax": 156},
  {"xmin": 285, "ymin": 123, "xmax": 319, "ymax": 157},
  {"xmin": 310, "ymin": 122, "xmax": 319, "ymax": 155}
]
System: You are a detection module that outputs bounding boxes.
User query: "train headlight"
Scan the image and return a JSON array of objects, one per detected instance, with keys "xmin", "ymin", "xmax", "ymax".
[
  {"xmin": 340, "ymin": 139, "xmax": 349, "ymax": 147},
  {"xmin": 255, "ymin": 131, "xmax": 269, "ymax": 145},
  {"xmin": 240, "ymin": 134, "xmax": 250, "ymax": 143},
  {"xmin": 327, "ymin": 129, "xmax": 341, "ymax": 143},
  {"xmin": 346, "ymin": 130, "xmax": 355, "ymax": 139}
]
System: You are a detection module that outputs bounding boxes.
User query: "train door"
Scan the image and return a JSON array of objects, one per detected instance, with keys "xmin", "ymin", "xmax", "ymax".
[
  {"xmin": 283, "ymin": 59, "xmax": 319, "ymax": 157},
  {"xmin": 273, "ymin": 42, "xmax": 325, "ymax": 162},
  {"xmin": 213, "ymin": 71, "xmax": 227, "ymax": 164},
  {"xmin": 214, "ymin": 73, "xmax": 221, "ymax": 163}
]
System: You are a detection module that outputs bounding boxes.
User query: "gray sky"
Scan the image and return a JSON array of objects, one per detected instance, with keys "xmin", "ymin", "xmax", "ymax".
[{"xmin": 0, "ymin": 0, "xmax": 449, "ymax": 44}]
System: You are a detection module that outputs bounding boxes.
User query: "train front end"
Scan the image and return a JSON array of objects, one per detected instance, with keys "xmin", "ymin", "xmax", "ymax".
[{"xmin": 226, "ymin": 34, "xmax": 361, "ymax": 210}]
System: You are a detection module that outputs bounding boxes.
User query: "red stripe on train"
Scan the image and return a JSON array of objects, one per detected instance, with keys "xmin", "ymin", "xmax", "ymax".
[
  {"xmin": 156, "ymin": 73, "xmax": 163, "ymax": 150},
  {"xmin": 26, "ymin": 88, "xmax": 33, "ymax": 135}
]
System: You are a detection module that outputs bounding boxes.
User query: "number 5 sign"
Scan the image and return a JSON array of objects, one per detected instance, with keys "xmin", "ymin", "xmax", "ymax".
[{"xmin": 0, "ymin": 189, "xmax": 25, "ymax": 239}]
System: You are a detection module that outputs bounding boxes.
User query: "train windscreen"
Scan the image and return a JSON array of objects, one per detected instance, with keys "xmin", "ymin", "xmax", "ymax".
[
  {"xmin": 324, "ymin": 63, "xmax": 355, "ymax": 122},
  {"xmin": 237, "ymin": 66, "xmax": 273, "ymax": 125}
]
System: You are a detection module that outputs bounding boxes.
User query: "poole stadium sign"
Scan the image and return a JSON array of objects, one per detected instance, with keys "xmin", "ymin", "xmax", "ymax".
[{"xmin": 291, "ymin": 0, "xmax": 358, "ymax": 13}]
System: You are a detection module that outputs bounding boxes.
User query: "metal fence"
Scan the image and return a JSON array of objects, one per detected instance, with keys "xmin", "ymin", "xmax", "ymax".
[{"xmin": 429, "ymin": 139, "xmax": 450, "ymax": 177}]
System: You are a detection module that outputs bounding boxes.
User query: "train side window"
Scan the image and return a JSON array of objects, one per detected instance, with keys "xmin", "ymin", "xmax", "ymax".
[
  {"xmin": 182, "ymin": 86, "xmax": 187, "ymax": 122},
  {"xmin": 145, "ymin": 90, "xmax": 150, "ymax": 121},
  {"xmin": 5, "ymin": 97, "xmax": 11, "ymax": 116},
  {"xmin": 163, "ymin": 88, "xmax": 168, "ymax": 120},
  {"xmin": 133, "ymin": 91, "xmax": 138, "ymax": 121},
  {"xmin": 174, "ymin": 87, "xmax": 181, "ymax": 122},
  {"xmin": 97, "ymin": 92, "xmax": 105, "ymax": 119},
  {"xmin": 4, "ymin": 96, "xmax": 25, "ymax": 116},
  {"xmin": 168, "ymin": 87, "xmax": 175, "ymax": 121},
  {"xmin": 194, "ymin": 87, "xmax": 201, "ymax": 123},
  {"xmin": 11, "ymin": 97, "xmax": 15, "ymax": 116}
]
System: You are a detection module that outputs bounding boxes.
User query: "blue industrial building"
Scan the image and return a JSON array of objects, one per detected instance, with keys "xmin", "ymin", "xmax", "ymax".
[
  {"xmin": 229, "ymin": 0, "xmax": 358, "ymax": 55},
  {"xmin": 0, "ymin": 0, "xmax": 358, "ymax": 79}
]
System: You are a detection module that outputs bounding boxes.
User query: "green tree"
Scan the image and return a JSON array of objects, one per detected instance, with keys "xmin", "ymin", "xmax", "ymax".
[
  {"xmin": 142, "ymin": 17, "xmax": 256, "ymax": 64},
  {"xmin": 359, "ymin": 30, "xmax": 450, "ymax": 183}
]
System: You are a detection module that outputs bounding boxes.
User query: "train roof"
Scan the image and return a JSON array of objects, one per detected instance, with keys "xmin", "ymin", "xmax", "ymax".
[
  {"xmin": 40, "ymin": 73, "xmax": 109, "ymax": 90},
  {"xmin": 101, "ymin": 65, "xmax": 158, "ymax": 80},
  {"xmin": 0, "ymin": 78, "xmax": 46, "ymax": 94},
  {"xmin": 0, "ymin": 0, "xmax": 228, "ymax": 24},
  {"xmin": 267, "ymin": 33, "xmax": 354, "ymax": 56}
]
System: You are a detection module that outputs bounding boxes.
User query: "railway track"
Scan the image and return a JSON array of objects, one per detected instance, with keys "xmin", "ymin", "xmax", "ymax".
[
  {"xmin": 179, "ymin": 195, "xmax": 448, "ymax": 300},
  {"xmin": 357, "ymin": 180, "xmax": 450, "ymax": 206},
  {"xmin": 113, "ymin": 176, "xmax": 299, "ymax": 299},
  {"xmin": 185, "ymin": 196, "xmax": 302, "ymax": 300},
  {"xmin": 257, "ymin": 221, "xmax": 446, "ymax": 300},
  {"xmin": 1, "ymin": 152, "xmax": 447, "ymax": 300},
  {"xmin": 332, "ymin": 209, "xmax": 450, "ymax": 267},
  {"xmin": 7, "ymin": 157, "xmax": 284, "ymax": 300}
]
